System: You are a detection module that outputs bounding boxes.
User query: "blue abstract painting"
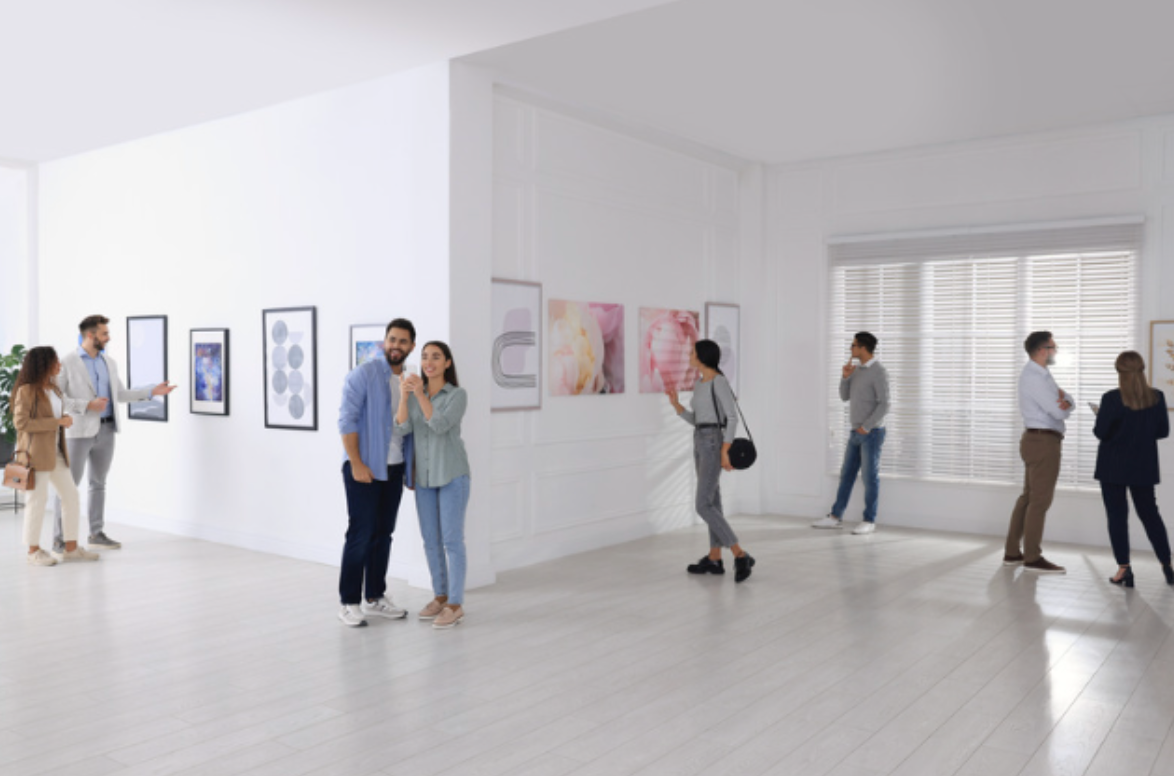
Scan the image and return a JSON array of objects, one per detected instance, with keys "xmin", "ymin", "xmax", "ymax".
[
  {"xmin": 355, "ymin": 340, "xmax": 382, "ymax": 367},
  {"xmin": 194, "ymin": 343, "xmax": 223, "ymax": 402}
]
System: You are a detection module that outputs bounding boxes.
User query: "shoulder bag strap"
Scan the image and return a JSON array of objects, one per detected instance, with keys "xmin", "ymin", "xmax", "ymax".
[
  {"xmin": 12, "ymin": 387, "xmax": 35, "ymax": 467},
  {"xmin": 712, "ymin": 377, "xmax": 755, "ymax": 443},
  {"xmin": 709, "ymin": 380, "xmax": 727, "ymax": 429}
]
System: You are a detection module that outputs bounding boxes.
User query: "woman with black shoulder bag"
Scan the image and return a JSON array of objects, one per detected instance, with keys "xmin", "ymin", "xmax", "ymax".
[{"xmin": 666, "ymin": 339, "xmax": 756, "ymax": 582}]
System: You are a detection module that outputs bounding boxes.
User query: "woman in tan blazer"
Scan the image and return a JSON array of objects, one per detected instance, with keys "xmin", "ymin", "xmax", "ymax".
[{"xmin": 12, "ymin": 346, "xmax": 98, "ymax": 566}]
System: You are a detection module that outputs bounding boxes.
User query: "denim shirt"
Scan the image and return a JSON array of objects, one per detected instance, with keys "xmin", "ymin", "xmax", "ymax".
[
  {"xmin": 395, "ymin": 383, "xmax": 470, "ymax": 489},
  {"xmin": 79, "ymin": 347, "xmax": 113, "ymax": 419},
  {"xmin": 338, "ymin": 358, "xmax": 414, "ymax": 484}
]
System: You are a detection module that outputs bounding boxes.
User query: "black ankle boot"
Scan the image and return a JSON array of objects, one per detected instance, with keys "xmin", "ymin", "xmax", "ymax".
[
  {"xmin": 1164, "ymin": 564, "xmax": 1174, "ymax": 586},
  {"xmin": 734, "ymin": 553, "xmax": 756, "ymax": 583},
  {"xmin": 687, "ymin": 556, "xmax": 725, "ymax": 575}
]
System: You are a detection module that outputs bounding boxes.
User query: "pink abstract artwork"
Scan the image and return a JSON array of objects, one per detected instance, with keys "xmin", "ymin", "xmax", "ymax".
[
  {"xmin": 639, "ymin": 308, "xmax": 700, "ymax": 393},
  {"xmin": 548, "ymin": 300, "xmax": 625, "ymax": 395}
]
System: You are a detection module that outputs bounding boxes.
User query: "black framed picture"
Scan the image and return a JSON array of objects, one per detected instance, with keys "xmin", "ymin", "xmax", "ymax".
[
  {"xmin": 263, "ymin": 306, "xmax": 317, "ymax": 430},
  {"xmin": 126, "ymin": 315, "xmax": 168, "ymax": 422},
  {"xmin": 190, "ymin": 328, "xmax": 229, "ymax": 416}
]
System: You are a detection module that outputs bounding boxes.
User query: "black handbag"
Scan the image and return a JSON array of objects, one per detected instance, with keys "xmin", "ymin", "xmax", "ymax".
[{"xmin": 710, "ymin": 380, "xmax": 757, "ymax": 470}]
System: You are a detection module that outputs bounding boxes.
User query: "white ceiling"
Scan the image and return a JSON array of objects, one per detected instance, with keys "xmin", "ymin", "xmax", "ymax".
[
  {"xmin": 0, "ymin": 0, "xmax": 677, "ymax": 162},
  {"xmin": 465, "ymin": 0, "xmax": 1174, "ymax": 165}
]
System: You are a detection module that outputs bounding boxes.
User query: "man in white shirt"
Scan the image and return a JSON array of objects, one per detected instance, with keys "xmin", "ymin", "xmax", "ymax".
[{"xmin": 1005, "ymin": 331, "xmax": 1072, "ymax": 573}]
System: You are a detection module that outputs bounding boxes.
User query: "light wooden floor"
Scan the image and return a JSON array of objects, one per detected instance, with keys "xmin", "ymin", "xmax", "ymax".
[{"xmin": 5, "ymin": 513, "xmax": 1174, "ymax": 776}]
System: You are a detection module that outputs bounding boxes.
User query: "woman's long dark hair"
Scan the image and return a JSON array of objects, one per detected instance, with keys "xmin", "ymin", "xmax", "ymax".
[
  {"xmin": 423, "ymin": 341, "xmax": 459, "ymax": 387},
  {"xmin": 1117, "ymin": 350, "xmax": 1157, "ymax": 410},
  {"xmin": 13, "ymin": 346, "xmax": 61, "ymax": 397},
  {"xmin": 694, "ymin": 339, "xmax": 724, "ymax": 375}
]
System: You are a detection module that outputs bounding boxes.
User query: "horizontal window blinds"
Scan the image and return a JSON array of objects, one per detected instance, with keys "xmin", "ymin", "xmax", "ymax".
[{"xmin": 828, "ymin": 220, "xmax": 1140, "ymax": 491}]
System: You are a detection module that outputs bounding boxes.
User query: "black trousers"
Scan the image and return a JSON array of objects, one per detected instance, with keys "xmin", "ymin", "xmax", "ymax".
[
  {"xmin": 339, "ymin": 462, "xmax": 405, "ymax": 604},
  {"xmin": 1101, "ymin": 482, "xmax": 1172, "ymax": 567}
]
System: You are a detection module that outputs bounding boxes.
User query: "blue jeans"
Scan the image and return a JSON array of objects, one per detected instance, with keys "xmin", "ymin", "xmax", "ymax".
[
  {"xmin": 340, "ymin": 462, "xmax": 404, "ymax": 604},
  {"xmin": 415, "ymin": 475, "xmax": 471, "ymax": 605},
  {"xmin": 830, "ymin": 428, "xmax": 886, "ymax": 524}
]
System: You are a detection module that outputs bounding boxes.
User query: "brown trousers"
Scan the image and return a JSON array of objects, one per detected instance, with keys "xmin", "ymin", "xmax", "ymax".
[{"xmin": 1006, "ymin": 431, "xmax": 1062, "ymax": 562}]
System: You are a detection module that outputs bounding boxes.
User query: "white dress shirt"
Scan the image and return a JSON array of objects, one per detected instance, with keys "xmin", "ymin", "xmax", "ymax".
[{"xmin": 1019, "ymin": 360, "xmax": 1073, "ymax": 434}]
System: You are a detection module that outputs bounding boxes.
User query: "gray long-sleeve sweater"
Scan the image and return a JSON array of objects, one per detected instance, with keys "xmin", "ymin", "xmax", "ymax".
[
  {"xmin": 678, "ymin": 375, "xmax": 739, "ymax": 443},
  {"xmin": 840, "ymin": 359, "xmax": 890, "ymax": 431}
]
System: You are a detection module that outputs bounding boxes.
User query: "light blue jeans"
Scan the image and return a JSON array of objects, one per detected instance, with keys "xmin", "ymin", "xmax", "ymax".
[{"xmin": 415, "ymin": 475, "xmax": 471, "ymax": 605}]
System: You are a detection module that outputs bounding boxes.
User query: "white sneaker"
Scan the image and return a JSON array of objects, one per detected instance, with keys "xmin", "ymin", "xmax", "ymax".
[
  {"xmin": 812, "ymin": 515, "xmax": 843, "ymax": 529},
  {"xmin": 51, "ymin": 546, "xmax": 100, "ymax": 562},
  {"xmin": 361, "ymin": 596, "xmax": 407, "ymax": 620},
  {"xmin": 27, "ymin": 549, "xmax": 57, "ymax": 567},
  {"xmin": 852, "ymin": 522, "xmax": 876, "ymax": 535},
  {"xmin": 338, "ymin": 605, "xmax": 368, "ymax": 627}
]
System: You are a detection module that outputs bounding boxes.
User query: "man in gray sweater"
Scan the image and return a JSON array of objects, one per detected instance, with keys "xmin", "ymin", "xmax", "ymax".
[{"xmin": 813, "ymin": 331, "xmax": 891, "ymax": 534}]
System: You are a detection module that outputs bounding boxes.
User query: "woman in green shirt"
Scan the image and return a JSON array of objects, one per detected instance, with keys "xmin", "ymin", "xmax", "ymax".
[{"xmin": 396, "ymin": 341, "xmax": 471, "ymax": 628}]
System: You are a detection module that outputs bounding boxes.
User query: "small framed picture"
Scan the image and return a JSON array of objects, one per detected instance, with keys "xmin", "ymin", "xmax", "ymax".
[
  {"xmin": 1149, "ymin": 320, "xmax": 1174, "ymax": 408},
  {"xmin": 350, "ymin": 324, "xmax": 386, "ymax": 371},
  {"xmin": 491, "ymin": 279, "xmax": 542, "ymax": 411},
  {"xmin": 263, "ymin": 306, "xmax": 318, "ymax": 431},
  {"xmin": 190, "ymin": 329, "xmax": 229, "ymax": 416},
  {"xmin": 126, "ymin": 315, "xmax": 168, "ymax": 422},
  {"xmin": 705, "ymin": 303, "xmax": 740, "ymax": 395}
]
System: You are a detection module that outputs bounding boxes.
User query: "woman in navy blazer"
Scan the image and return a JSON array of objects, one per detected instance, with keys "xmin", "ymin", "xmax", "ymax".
[{"xmin": 1093, "ymin": 351, "xmax": 1173, "ymax": 588}]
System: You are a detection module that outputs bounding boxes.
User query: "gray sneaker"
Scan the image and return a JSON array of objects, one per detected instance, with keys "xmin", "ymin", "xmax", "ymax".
[{"xmin": 89, "ymin": 532, "xmax": 122, "ymax": 549}]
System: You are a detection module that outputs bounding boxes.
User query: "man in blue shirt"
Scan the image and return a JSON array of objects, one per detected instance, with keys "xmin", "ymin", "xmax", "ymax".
[
  {"xmin": 336, "ymin": 318, "xmax": 416, "ymax": 627},
  {"xmin": 53, "ymin": 315, "xmax": 174, "ymax": 552}
]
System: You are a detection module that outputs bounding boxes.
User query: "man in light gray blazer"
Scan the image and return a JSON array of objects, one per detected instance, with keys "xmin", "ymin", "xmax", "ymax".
[{"xmin": 53, "ymin": 315, "xmax": 175, "ymax": 552}]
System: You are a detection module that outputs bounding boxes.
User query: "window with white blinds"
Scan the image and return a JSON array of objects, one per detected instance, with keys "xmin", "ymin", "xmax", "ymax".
[{"xmin": 827, "ymin": 220, "xmax": 1141, "ymax": 491}]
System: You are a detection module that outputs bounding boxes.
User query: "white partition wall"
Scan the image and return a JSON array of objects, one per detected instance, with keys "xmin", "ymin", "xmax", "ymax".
[
  {"xmin": 36, "ymin": 63, "xmax": 457, "ymax": 586},
  {"xmin": 487, "ymin": 91, "xmax": 748, "ymax": 571},
  {"xmin": 764, "ymin": 118, "xmax": 1174, "ymax": 547},
  {"xmin": 0, "ymin": 164, "xmax": 33, "ymax": 352}
]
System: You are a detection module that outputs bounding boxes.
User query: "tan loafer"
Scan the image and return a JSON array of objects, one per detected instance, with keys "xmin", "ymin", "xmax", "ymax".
[
  {"xmin": 418, "ymin": 598, "xmax": 446, "ymax": 620},
  {"xmin": 432, "ymin": 606, "xmax": 464, "ymax": 629}
]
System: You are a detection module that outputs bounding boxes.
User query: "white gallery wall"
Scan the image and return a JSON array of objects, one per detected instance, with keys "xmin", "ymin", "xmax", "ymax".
[
  {"xmin": 488, "ymin": 91, "xmax": 751, "ymax": 571},
  {"xmin": 0, "ymin": 164, "xmax": 33, "ymax": 352},
  {"xmin": 36, "ymin": 63, "xmax": 460, "ymax": 587},
  {"xmin": 766, "ymin": 117, "xmax": 1174, "ymax": 547}
]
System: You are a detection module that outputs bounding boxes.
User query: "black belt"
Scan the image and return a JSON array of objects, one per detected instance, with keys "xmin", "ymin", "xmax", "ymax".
[
  {"xmin": 1024, "ymin": 428, "xmax": 1062, "ymax": 440},
  {"xmin": 100, "ymin": 417, "xmax": 115, "ymax": 424}
]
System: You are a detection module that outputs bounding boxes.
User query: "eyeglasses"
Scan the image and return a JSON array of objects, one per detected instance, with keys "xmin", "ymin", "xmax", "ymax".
[{"xmin": 1044, "ymin": 345, "xmax": 1058, "ymax": 351}]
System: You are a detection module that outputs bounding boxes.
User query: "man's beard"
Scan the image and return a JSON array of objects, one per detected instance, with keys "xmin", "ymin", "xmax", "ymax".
[
  {"xmin": 94, "ymin": 339, "xmax": 106, "ymax": 352},
  {"xmin": 1046, "ymin": 354, "xmax": 1055, "ymax": 366},
  {"xmin": 385, "ymin": 349, "xmax": 406, "ymax": 367}
]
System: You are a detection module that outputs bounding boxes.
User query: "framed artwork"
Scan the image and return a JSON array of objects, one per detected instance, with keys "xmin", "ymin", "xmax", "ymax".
[
  {"xmin": 263, "ymin": 306, "xmax": 317, "ymax": 431},
  {"xmin": 639, "ymin": 307, "xmax": 700, "ymax": 393},
  {"xmin": 190, "ymin": 329, "xmax": 229, "ymax": 416},
  {"xmin": 491, "ymin": 279, "xmax": 542, "ymax": 411},
  {"xmin": 126, "ymin": 315, "xmax": 168, "ymax": 422},
  {"xmin": 706, "ymin": 303, "xmax": 741, "ymax": 395},
  {"xmin": 350, "ymin": 324, "xmax": 385, "ymax": 370},
  {"xmin": 548, "ymin": 299, "xmax": 624, "ymax": 395},
  {"xmin": 1149, "ymin": 320, "xmax": 1174, "ymax": 405}
]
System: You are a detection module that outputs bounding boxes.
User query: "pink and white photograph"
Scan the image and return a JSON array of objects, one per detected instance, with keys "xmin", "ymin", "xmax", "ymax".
[
  {"xmin": 548, "ymin": 299, "xmax": 625, "ymax": 396},
  {"xmin": 639, "ymin": 307, "xmax": 701, "ymax": 393}
]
